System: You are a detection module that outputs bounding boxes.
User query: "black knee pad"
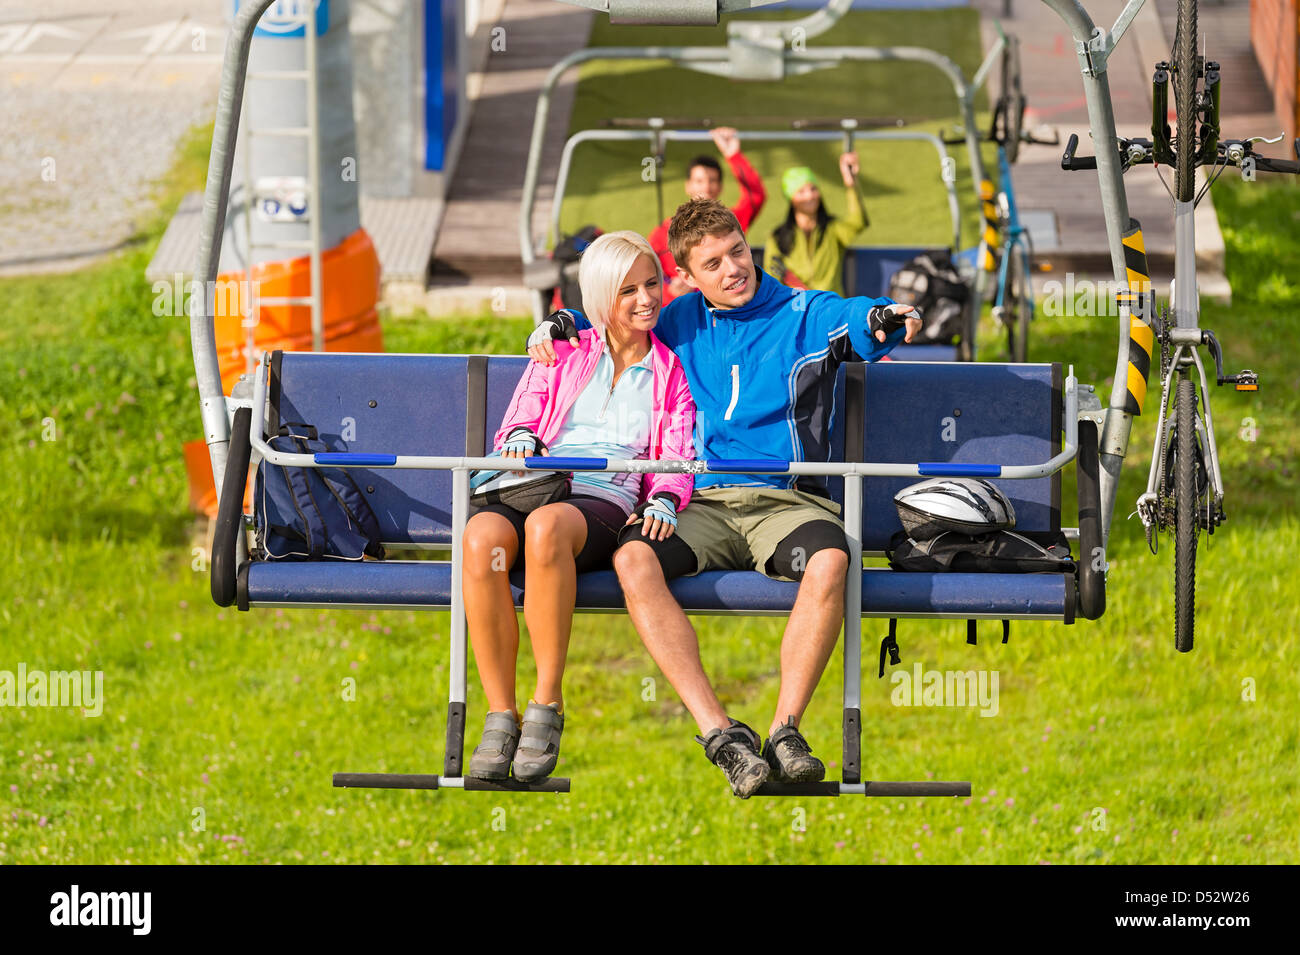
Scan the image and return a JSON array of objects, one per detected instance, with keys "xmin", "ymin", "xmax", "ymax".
[
  {"xmin": 615, "ymin": 524, "xmax": 698, "ymax": 581},
  {"xmin": 765, "ymin": 520, "xmax": 850, "ymax": 581}
]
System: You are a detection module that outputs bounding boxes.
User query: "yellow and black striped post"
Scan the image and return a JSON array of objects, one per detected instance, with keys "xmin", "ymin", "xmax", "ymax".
[
  {"xmin": 979, "ymin": 178, "xmax": 999, "ymax": 273},
  {"xmin": 1115, "ymin": 219, "xmax": 1154, "ymax": 416}
]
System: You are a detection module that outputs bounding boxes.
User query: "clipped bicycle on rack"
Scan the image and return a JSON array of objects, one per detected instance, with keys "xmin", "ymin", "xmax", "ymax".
[
  {"xmin": 946, "ymin": 25, "xmax": 1059, "ymax": 362},
  {"xmin": 1060, "ymin": 0, "xmax": 1299, "ymax": 651}
]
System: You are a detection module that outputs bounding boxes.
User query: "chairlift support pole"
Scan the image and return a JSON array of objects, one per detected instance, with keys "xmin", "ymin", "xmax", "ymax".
[{"xmin": 1040, "ymin": 0, "xmax": 1148, "ymax": 548}]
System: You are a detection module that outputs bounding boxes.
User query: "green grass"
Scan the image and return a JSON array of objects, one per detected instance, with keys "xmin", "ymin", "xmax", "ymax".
[
  {"xmin": 556, "ymin": 8, "xmax": 996, "ymax": 256},
  {"xmin": 3, "ymin": 74, "xmax": 1299, "ymax": 865}
]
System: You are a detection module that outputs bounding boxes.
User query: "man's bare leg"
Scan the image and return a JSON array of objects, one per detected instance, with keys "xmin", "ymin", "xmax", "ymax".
[
  {"xmin": 768, "ymin": 548, "xmax": 848, "ymax": 737},
  {"xmin": 612, "ymin": 540, "xmax": 730, "ymax": 734}
]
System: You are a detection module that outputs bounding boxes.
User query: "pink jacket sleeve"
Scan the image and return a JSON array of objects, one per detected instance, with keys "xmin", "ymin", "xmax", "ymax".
[
  {"xmin": 492, "ymin": 358, "xmax": 554, "ymax": 451},
  {"xmin": 642, "ymin": 363, "xmax": 697, "ymax": 510}
]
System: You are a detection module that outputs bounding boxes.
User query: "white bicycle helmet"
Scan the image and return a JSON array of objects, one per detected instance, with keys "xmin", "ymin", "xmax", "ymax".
[{"xmin": 894, "ymin": 478, "xmax": 1016, "ymax": 540}]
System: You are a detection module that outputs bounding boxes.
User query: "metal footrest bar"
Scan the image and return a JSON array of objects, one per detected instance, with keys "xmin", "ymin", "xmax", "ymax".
[
  {"xmin": 754, "ymin": 780, "xmax": 971, "ymax": 797},
  {"xmin": 332, "ymin": 772, "xmax": 570, "ymax": 793}
]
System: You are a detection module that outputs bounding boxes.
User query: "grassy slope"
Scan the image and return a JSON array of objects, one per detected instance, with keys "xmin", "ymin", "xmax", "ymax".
[{"xmin": 2, "ymin": 57, "xmax": 1298, "ymax": 866}]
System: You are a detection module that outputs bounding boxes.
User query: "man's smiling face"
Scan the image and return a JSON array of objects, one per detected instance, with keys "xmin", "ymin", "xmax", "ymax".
[{"xmin": 680, "ymin": 229, "xmax": 757, "ymax": 309}]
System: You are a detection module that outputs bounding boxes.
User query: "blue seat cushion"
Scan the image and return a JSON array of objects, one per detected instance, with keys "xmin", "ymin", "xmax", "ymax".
[{"xmin": 244, "ymin": 561, "xmax": 1072, "ymax": 619}]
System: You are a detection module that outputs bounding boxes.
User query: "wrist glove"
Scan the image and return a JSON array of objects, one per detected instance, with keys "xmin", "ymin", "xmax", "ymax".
[
  {"xmin": 501, "ymin": 427, "xmax": 541, "ymax": 456},
  {"xmin": 526, "ymin": 309, "xmax": 580, "ymax": 349},
  {"xmin": 867, "ymin": 302, "xmax": 919, "ymax": 339},
  {"xmin": 633, "ymin": 494, "xmax": 679, "ymax": 529}
]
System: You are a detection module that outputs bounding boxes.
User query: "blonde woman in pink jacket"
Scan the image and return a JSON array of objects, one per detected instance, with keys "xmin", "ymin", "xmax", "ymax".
[{"xmin": 462, "ymin": 230, "xmax": 697, "ymax": 782}]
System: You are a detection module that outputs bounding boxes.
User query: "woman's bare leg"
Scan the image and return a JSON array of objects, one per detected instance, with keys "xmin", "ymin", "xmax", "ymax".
[
  {"xmin": 521, "ymin": 502, "xmax": 588, "ymax": 709},
  {"xmin": 462, "ymin": 511, "xmax": 522, "ymax": 715}
]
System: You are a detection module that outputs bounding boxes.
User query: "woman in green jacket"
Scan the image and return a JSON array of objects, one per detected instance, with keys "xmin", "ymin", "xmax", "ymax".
[{"xmin": 762, "ymin": 152, "xmax": 868, "ymax": 296}]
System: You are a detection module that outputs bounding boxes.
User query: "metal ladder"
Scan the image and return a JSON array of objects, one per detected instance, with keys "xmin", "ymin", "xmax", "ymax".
[{"xmin": 238, "ymin": 0, "xmax": 325, "ymax": 373}]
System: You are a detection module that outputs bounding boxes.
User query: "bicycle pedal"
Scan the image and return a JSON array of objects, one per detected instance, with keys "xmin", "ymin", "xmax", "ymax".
[{"xmin": 1233, "ymin": 370, "xmax": 1258, "ymax": 392}]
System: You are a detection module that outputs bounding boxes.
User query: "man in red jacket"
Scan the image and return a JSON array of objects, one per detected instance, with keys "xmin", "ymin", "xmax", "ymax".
[{"xmin": 648, "ymin": 126, "xmax": 765, "ymax": 304}]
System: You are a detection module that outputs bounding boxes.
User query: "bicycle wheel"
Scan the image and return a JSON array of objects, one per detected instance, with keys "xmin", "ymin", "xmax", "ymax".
[
  {"xmin": 1174, "ymin": 0, "xmax": 1198, "ymax": 202},
  {"xmin": 1003, "ymin": 246, "xmax": 1031, "ymax": 362},
  {"xmin": 1174, "ymin": 376, "xmax": 1197, "ymax": 652}
]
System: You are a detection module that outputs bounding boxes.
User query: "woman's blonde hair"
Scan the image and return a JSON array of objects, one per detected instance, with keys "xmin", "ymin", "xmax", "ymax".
[{"xmin": 577, "ymin": 230, "xmax": 663, "ymax": 335}]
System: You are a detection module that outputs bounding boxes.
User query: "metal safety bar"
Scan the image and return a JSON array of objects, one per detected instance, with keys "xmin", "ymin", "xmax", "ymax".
[{"xmin": 550, "ymin": 127, "xmax": 963, "ymax": 252}]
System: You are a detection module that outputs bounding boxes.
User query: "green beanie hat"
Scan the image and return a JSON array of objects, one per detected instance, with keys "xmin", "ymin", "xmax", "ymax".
[{"xmin": 782, "ymin": 166, "xmax": 818, "ymax": 200}]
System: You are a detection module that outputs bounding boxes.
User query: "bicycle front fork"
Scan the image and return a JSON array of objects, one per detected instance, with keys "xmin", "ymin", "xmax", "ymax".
[{"xmin": 1135, "ymin": 336, "xmax": 1233, "ymax": 550}]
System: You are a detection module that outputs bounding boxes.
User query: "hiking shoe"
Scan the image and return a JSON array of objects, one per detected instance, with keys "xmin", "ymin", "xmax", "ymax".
[
  {"xmin": 762, "ymin": 716, "xmax": 825, "ymax": 783},
  {"xmin": 696, "ymin": 719, "xmax": 770, "ymax": 798},
  {"xmin": 512, "ymin": 701, "xmax": 564, "ymax": 782},
  {"xmin": 467, "ymin": 710, "xmax": 520, "ymax": 780}
]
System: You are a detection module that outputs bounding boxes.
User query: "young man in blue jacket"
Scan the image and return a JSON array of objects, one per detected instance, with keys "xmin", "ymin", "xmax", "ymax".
[{"xmin": 527, "ymin": 198, "xmax": 921, "ymax": 797}]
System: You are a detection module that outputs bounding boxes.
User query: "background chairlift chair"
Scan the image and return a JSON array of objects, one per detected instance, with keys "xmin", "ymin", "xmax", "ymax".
[{"xmin": 535, "ymin": 120, "xmax": 969, "ymax": 360}]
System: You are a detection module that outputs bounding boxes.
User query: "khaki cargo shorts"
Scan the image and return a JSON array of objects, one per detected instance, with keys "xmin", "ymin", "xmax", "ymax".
[{"xmin": 675, "ymin": 486, "xmax": 845, "ymax": 582}]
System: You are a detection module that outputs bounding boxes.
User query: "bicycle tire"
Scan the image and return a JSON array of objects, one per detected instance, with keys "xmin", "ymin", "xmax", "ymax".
[
  {"xmin": 1174, "ymin": 376, "xmax": 1197, "ymax": 652},
  {"xmin": 1174, "ymin": 0, "xmax": 1198, "ymax": 202},
  {"xmin": 1002, "ymin": 246, "xmax": 1031, "ymax": 362},
  {"xmin": 1015, "ymin": 280, "xmax": 1032, "ymax": 363}
]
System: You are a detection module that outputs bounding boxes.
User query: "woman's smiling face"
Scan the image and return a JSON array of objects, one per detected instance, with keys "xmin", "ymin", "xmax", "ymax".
[{"xmin": 606, "ymin": 253, "xmax": 662, "ymax": 336}]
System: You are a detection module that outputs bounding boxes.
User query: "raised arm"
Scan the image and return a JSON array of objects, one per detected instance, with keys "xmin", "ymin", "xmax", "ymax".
[
  {"xmin": 829, "ymin": 152, "xmax": 868, "ymax": 244},
  {"xmin": 712, "ymin": 127, "xmax": 766, "ymax": 231}
]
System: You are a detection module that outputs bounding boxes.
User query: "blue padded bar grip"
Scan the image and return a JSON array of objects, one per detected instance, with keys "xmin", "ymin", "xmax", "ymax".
[
  {"xmin": 526, "ymin": 456, "xmax": 606, "ymax": 470},
  {"xmin": 917, "ymin": 462, "xmax": 1002, "ymax": 477},
  {"xmin": 707, "ymin": 458, "xmax": 790, "ymax": 472},
  {"xmin": 315, "ymin": 452, "xmax": 397, "ymax": 466}
]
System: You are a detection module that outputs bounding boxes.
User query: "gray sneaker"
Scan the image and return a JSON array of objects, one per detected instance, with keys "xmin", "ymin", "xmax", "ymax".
[
  {"xmin": 696, "ymin": 719, "xmax": 770, "ymax": 798},
  {"xmin": 467, "ymin": 710, "xmax": 520, "ymax": 780},
  {"xmin": 512, "ymin": 702, "xmax": 565, "ymax": 782}
]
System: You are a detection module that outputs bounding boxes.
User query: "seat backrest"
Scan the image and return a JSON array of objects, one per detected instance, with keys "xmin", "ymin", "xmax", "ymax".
[
  {"xmin": 266, "ymin": 354, "xmax": 1059, "ymax": 553},
  {"xmin": 269, "ymin": 352, "xmax": 475, "ymax": 546},
  {"xmin": 854, "ymin": 361, "xmax": 1062, "ymax": 551},
  {"xmin": 751, "ymin": 246, "xmax": 935, "ymax": 300},
  {"xmin": 843, "ymin": 246, "xmax": 935, "ymax": 299}
]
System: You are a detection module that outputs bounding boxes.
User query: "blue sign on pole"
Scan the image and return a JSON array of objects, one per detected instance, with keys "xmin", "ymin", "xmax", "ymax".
[{"xmin": 234, "ymin": 0, "xmax": 330, "ymax": 38}]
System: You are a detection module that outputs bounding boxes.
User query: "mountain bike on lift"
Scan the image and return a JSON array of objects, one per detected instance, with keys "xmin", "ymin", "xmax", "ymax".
[
  {"xmin": 946, "ymin": 26, "xmax": 1059, "ymax": 362},
  {"xmin": 1060, "ymin": 0, "xmax": 1300, "ymax": 651}
]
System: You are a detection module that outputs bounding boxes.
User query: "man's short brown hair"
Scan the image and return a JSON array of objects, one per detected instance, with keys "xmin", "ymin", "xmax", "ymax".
[{"xmin": 667, "ymin": 198, "xmax": 744, "ymax": 271}]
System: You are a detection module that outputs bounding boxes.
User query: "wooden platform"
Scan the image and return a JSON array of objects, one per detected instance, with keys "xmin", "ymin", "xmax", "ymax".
[{"xmin": 430, "ymin": 0, "xmax": 594, "ymax": 286}]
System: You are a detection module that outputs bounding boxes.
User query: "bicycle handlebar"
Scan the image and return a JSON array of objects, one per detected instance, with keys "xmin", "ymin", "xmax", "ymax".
[
  {"xmin": 1061, "ymin": 133, "xmax": 1097, "ymax": 170},
  {"xmin": 1062, "ymin": 133, "xmax": 1300, "ymax": 176}
]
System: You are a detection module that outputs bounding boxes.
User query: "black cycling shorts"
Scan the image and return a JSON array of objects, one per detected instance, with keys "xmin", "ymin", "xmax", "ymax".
[{"xmin": 473, "ymin": 495, "xmax": 628, "ymax": 573}]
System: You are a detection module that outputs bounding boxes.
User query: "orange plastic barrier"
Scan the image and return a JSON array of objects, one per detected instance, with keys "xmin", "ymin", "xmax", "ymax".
[{"xmin": 185, "ymin": 227, "xmax": 384, "ymax": 518}]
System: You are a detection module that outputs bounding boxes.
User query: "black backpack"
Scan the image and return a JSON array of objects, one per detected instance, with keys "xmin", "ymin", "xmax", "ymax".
[
  {"xmin": 885, "ymin": 528, "xmax": 1074, "ymax": 574},
  {"xmin": 253, "ymin": 421, "xmax": 387, "ymax": 562},
  {"xmin": 887, "ymin": 250, "xmax": 971, "ymax": 344}
]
